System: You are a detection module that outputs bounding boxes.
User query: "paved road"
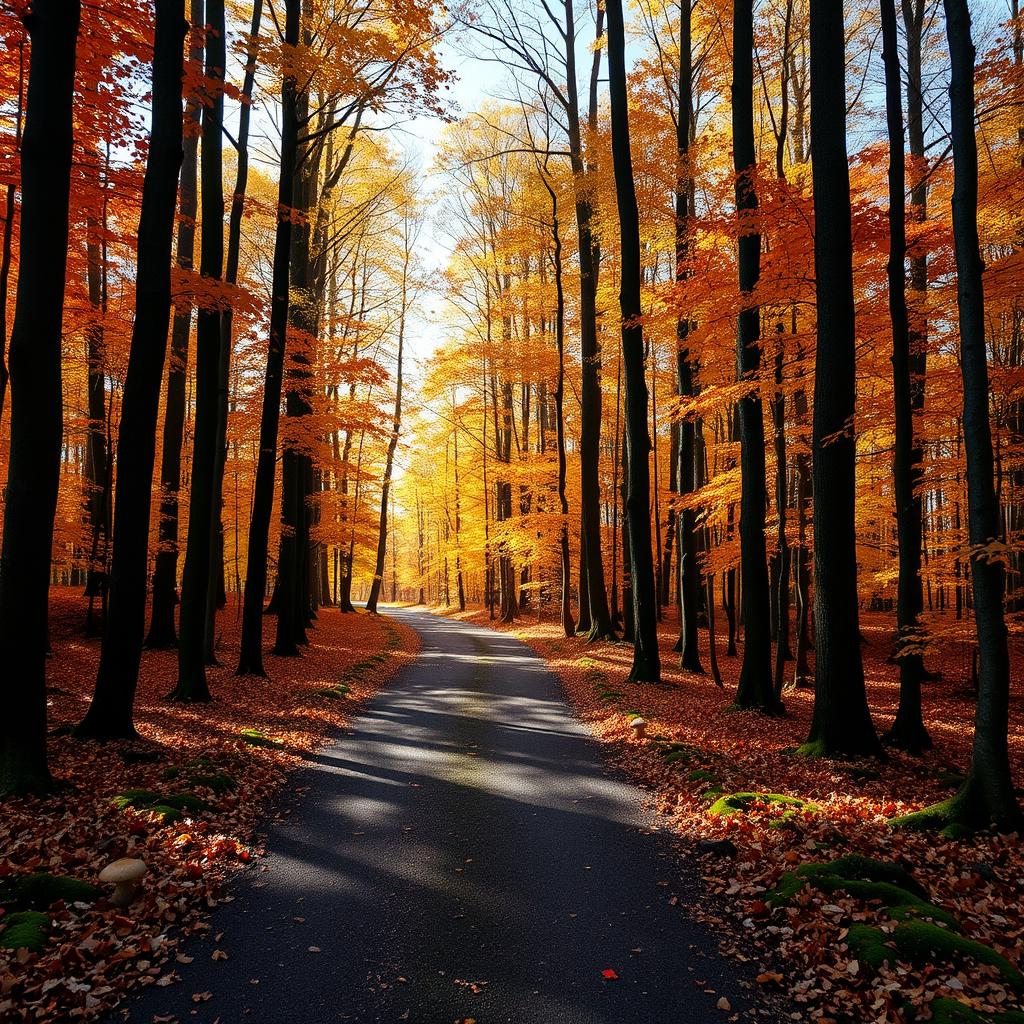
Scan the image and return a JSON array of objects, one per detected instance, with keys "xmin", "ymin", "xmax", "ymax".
[{"xmin": 119, "ymin": 608, "xmax": 773, "ymax": 1024}]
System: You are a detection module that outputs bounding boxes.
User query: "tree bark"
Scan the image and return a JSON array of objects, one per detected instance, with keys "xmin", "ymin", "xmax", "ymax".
[
  {"xmin": 607, "ymin": 0, "xmax": 660, "ymax": 682},
  {"xmin": 147, "ymin": 0, "xmax": 203, "ymax": 649},
  {"xmin": 939, "ymin": 0, "xmax": 1021, "ymax": 829},
  {"xmin": 75, "ymin": 0, "xmax": 186, "ymax": 738},
  {"xmin": 237, "ymin": 0, "xmax": 300, "ymax": 675},
  {"xmin": 172, "ymin": 0, "xmax": 226, "ymax": 701},
  {"xmin": 881, "ymin": 0, "xmax": 930, "ymax": 752},
  {"xmin": 801, "ymin": 0, "xmax": 880, "ymax": 756},
  {"xmin": 731, "ymin": 0, "xmax": 778, "ymax": 712},
  {"xmin": 0, "ymin": 0, "xmax": 80, "ymax": 793}
]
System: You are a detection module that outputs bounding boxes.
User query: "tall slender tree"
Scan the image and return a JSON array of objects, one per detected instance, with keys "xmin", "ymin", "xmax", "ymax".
[
  {"xmin": 0, "ymin": 0, "xmax": 81, "ymax": 794},
  {"xmin": 606, "ymin": 0, "xmax": 660, "ymax": 683},
  {"xmin": 75, "ymin": 0, "xmax": 187, "ymax": 738},
  {"xmin": 172, "ymin": 0, "xmax": 226, "ymax": 701},
  {"xmin": 880, "ymin": 0, "xmax": 931, "ymax": 752},
  {"xmin": 731, "ymin": 0, "xmax": 778, "ymax": 712},
  {"xmin": 237, "ymin": 0, "xmax": 300, "ymax": 676},
  {"xmin": 801, "ymin": 0, "xmax": 881, "ymax": 757},
  {"xmin": 147, "ymin": 0, "xmax": 203, "ymax": 649}
]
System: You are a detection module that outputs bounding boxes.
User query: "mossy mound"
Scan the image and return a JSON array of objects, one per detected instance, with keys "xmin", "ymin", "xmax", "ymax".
[
  {"xmin": 237, "ymin": 728, "xmax": 285, "ymax": 749},
  {"xmin": 687, "ymin": 769, "xmax": 718, "ymax": 783},
  {"xmin": 0, "ymin": 872, "xmax": 100, "ymax": 910},
  {"xmin": 708, "ymin": 792, "xmax": 818, "ymax": 818},
  {"xmin": 317, "ymin": 683, "xmax": 352, "ymax": 700},
  {"xmin": 700, "ymin": 786, "xmax": 725, "ymax": 800},
  {"xmin": 0, "ymin": 911, "xmax": 49, "ymax": 952},
  {"xmin": 765, "ymin": 857, "xmax": 954, "ymax": 928},
  {"xmin": 162, "ymin": 759, "xmax": 237, "ymax": 794},
  {"xmin": 928, "ymin": 997, "xmax": 1024, "ymax": 1024},
  {"xmin": 847, "ymin": 921, "xmax": 1024, "ymax": 991},
  {"xmin": 111, "ymin": 788, "xmax": 207, "ymax": 823}
]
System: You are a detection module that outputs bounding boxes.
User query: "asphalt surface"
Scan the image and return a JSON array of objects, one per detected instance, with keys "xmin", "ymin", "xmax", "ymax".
[{"xmin": 118, "ymin": 608, "xmax": 775, "ymax": 1024}]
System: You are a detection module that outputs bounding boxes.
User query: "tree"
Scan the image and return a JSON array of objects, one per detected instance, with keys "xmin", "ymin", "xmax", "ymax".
[
  {"xmin": 75, "ymin": 0, "xmax": 187, "ymax": 738},
  {"xmin": 880, "ymin": 0, "xmax": 931, "ymax": 752},
  {"xmin": 731, "ymin": 0, "xmax": 778, "ymax": 713},
  {"xmin": 172, "ymin": 0, "xmax": 226, "ymax": 701},
  {"xmin": 237, "ymin": 0, "xmax": 300, "ymax": 676},
  {"xmin": 606, "ymin": 0, "xmax": 659, "ymax": 682},
  {"xmin": 800, "ymin": 0, "xmax": 881, "ymax": 757},
  {"xmin": 0, "ymin": 0, "xmax": 81, "ymax": 794},
  {"xmin": 916, "ymin": 0, "xmax": 1021, "ymax": 829},
  {"xmin": 146, "ymin": 0, "xmax": 203, "ymax": 649}
]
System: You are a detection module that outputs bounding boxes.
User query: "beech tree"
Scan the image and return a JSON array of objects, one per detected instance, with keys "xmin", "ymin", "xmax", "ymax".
[{"xmin": 0, "ymin": 0, "xmax": 81, "ymax": 794}]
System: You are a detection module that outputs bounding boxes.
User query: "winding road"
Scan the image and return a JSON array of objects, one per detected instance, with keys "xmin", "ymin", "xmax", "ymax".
[{"xmin": 119, "ymin": 608, "xmax": 775, "ymax": 1023}]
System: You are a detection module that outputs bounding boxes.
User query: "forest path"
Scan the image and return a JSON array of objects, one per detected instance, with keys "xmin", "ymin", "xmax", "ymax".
[{"xmin": 119, "ymin": 608, "xmax": 774, "ymax": 1024}]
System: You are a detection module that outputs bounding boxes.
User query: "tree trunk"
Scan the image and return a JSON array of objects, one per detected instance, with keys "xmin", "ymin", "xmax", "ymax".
[
  {"xmin": 75, "ymin": 0, "xmax": 186, "ymax": 738},
  {"xmin": 937, "ymin": 0, "xmax": 1021, "ymax": 829},
  {"xmin": 147, "ymin": 0, "xmax": 203, "ymax": 649},
  {"xmin": 801, "ymin": 0, "xmax": 880, "ymax": 756},
  {"xmin": 237, "ymin": 0, "xmax": 299, "ymax": 675},
  {"xmin": 676, "ymin": 0, "xmax": 703, "ymax": 673},
  {"xmin": 881, "ymin": 0, "xmax": 930, "ymax": 752},
  {"xmin": 607, "ymin": 0, "xmax": 660, "ymax": 682},
  {"xmin": 732, "ymin": 0, "xmax": 778, "ymax": 712},
  {"xmin": 0, "ymin": 0, "xmax": 80, "ymax": 793},
  {"xmin": 172, "ymin": 0, "xmax": 226, "ymax": 701}
]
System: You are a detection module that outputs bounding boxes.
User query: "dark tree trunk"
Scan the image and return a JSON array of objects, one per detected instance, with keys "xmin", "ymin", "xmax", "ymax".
[
  {"xmin": 237, "ymin": 0, "xmax": 299, "ymax": 675},
  {"xmin": 881, "ymin": 0, "xmax": 930, "ymax": 753},
  {"xmin": 204, "ymin": 0, "xmax": 262, "ymax": 662},
  {"xmin": 75, "ymin": 0, "xmax": 186, "ymax": 738},
  {"xmin": 938, "ymin": 0, "xmax": 1021, "ymax": 829},
  {"xmin": 607, "ymin": 0, "xmax": 660, "ymax": 683},
  {"xmin": 172, "ymin": 0, "xmax": 226, "ymax": 701},
  {"xmin": 731, "ymin": 0, "xmax": 778, "ymax": 712},
  {"xmin": 801, "ymin": 0, "xmax": 880, "ymax": 757},
  {"xmin": 147, "ymin": 0, "xmax": 203, "ymax": 649},
  {"xmin": 0, "ymin": 0, "xmax": 80, "ymax": 794},
  {"xmin": 676, "ymin": 0, "xmax": 703, "ymax": 674}
]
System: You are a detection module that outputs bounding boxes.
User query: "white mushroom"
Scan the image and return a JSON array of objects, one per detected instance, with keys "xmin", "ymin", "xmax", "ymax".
[
  {"xmin": 628, "ymin": 717, "xmax": 647, "ymax": 740},
  {"xmin": 99, "ymin": 858, "xmax": 148, "ymax": 908}
]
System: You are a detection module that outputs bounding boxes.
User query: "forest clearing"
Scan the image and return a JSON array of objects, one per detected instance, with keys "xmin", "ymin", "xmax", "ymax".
[{"xmin": 0, "ymin": 0, "xmax": 1023, "ymax": 1020}]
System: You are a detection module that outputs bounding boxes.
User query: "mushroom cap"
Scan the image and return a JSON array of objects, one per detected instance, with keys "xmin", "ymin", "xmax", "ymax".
[
  {"xmin": 99, "ymin": 858, "xmax": 148, "ymax": 883},
  {"xmin": 629, "ymin": 717, "xmax": 646, "ymax": 729}
]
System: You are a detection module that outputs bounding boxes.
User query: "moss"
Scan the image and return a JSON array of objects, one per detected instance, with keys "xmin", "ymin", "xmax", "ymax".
[
  {"xmin": 0, "ymin": 873, "xmax": 100, "ymax": 910},
  {"xmin": 146, "ymin": 805, "xmax": 184, "ymax": 825},
  {"xmin": 708, "ymin": 792, "xmax": 817, "ymax": 818},
  {"xmin": 687, "ymin": 769, "xmax": 718, "ymax": 783},
  {"xmin": 318, "ymin": 683, "xmax": 352, "ymax": 700},
  {"xmin": 700, "ymin": 786, "xmax": 725, "ymax": 800},
  {"xmin": 848, "ymin": 921, "xmax": 1024, "ymax": 991},
  {"xmin": 795, "ymin": 738, "xmax": 829, "ymax": 758},
  {"xmin": 237, "ymin": 728, "xmax": 284, "ymax": 749},
  {"xmin": 0, "ymin": 911, "xmax": 49, "ymax": 952},
  {"xmin": 936, "ymin": 768, "xmax": 968, "ymax": 790},
  {"xmin": 159, "ymin": 792, "xmax": 211, "ymax": 813},
  {"xmin": 928, "ymin": 998, "xmax": 1024, "ymax": 1024},
  {"xmin": 765, "ymin": 857, "xmax": 954, "ymax": 926},
  {"xmin": 190, "ymin": 771, "xmax": 236, "ymax": 794},
  {"xmin": 110, "ymin": 789, "xmax": 162, "ymax": 811}
]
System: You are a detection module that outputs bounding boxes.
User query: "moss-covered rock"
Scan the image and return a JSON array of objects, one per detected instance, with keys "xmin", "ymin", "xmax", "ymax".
[
  {"xmin": 159, "ymin": 792, "xmax": 211, "ymax": 813},
  {"xmin": 847, "ymin": 921, "xmax": 1024, "ymax": 991},
  {"xmin": 0, "ymin": 872, "xmax": 100, "ymax": 910},
  {"xmin": 146, "ymin": 805, "xmax": 184, "ymax": 825},
  {"xmin": 928, "ymin": 997, "xmax": 1024, "ymax": 1024},
  {"xmin": 687, "ymin": 768, "xmax": 718, "ymax": 783},
  {"xmin": 0, "ymin": 910, "xmax": 49, "ymax": 952},
  {"xmin": 708, "ymin": 792, "xmax": 819, "ymax": 818},
  {"xmin": 110, "ymin": 789, "xmax": 163, "ymax": 812},
  {"xmin": 317, "ymin": 683, "xmax": 352, "ymax": 700},
  {"xmin": 111, "ymin": 788, "xmax": 205, "ymax": 822}
]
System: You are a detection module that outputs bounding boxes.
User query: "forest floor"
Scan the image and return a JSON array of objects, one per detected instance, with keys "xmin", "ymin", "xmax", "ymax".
[
  {"xmin": 0, "ymin": 589, "xmax": 419, "ymax": 1023},
  {"xmin": 438, "ymin": 603, "xmax": 1024, "ymax": 1024}
]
